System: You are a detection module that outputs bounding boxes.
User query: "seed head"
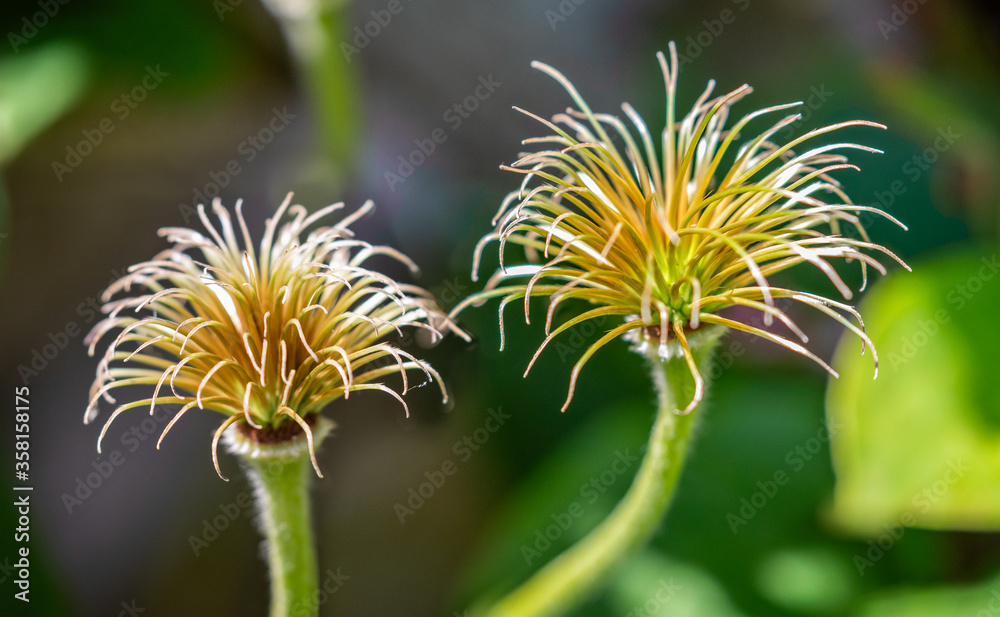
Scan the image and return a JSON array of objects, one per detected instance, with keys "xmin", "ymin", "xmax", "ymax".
[
  {"xmin": 85, "ymin": 194, "xmax": 463, "ymax": 479},
  {"xmin": 455, "ymin": 44, "xmax": 908, "ymax": 413}
]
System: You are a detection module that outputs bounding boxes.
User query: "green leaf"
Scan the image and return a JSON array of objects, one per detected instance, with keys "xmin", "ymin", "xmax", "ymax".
[
  {"xmin": 0, "ymin": 41, "xmax": 89, "ymax": 165},
  {"xmin": 606, "ymin": 549, "xmax": 747, "ymax": 617},
  {"xmin": 852, "ymin": 569, "xmax": 1000, "ymax": 617},
  {"xmin": 754, "ymin": 546, "xmax": 858, "ymax": 615},
  {"xmin": 827, "ymin": 246, "xmax": 1000, "ymax": 534}
]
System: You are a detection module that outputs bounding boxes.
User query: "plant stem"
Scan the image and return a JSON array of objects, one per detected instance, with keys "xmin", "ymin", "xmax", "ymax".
[
  {"xmin": 478, "ymin": 330, "xmax": 722, "ymax": 617},
  {"xmin": 267, "ymin": 0, "xmax": 360, "ymax": 182},
  {"xmin": 245, "ymin": 452, "xmax": 319, "ymax": 617}
]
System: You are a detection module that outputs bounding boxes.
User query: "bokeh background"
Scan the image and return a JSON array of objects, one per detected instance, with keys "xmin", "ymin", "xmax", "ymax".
[{"xmin": 2, "ymin": 0, "xmax": 1000, "ymax": 615}]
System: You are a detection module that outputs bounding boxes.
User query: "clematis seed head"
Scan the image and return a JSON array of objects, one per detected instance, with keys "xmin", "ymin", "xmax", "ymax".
[
  {"xmin": 453, "ymin": 43, "xmax": 908, "ymax": 414},
  {"xmin": 85, "ymin": 194, "xmax": 465, "ymax": 479}
]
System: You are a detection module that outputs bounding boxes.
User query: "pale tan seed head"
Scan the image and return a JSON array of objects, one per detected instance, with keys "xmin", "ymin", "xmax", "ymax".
[{"xmin": 85, "ymin": 194, "xmax": 466, "ymax": 479}]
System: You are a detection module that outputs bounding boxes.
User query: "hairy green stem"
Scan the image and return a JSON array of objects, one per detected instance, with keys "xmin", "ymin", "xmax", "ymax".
[
  {"xmin": 478, "ymin": 330, "xmax": 722, "ymax": 617},
  {"xmin": 245, "ymin": 452, "xmax": 319, "ymax": 617}
]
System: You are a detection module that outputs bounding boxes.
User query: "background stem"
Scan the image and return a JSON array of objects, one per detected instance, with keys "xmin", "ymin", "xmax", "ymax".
[
  {"xmin": 284, "ymin": 5, "xmax": 360, "ymax": 173},
  {"xmin": 245, "ymin": 453, "xmax": 319, "ymax": 617},
  {"xmin": 478, "ymin": 332, "xmax": 721, "ymax": 617},
  {"xmin": 266, "ymin": 0, "xmax": 361, "ymax": 194}
]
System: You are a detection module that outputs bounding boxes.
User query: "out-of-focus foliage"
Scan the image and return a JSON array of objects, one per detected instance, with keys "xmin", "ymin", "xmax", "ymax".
[
  {"xmin": 0, "ymin": 41, "xmax": 88, "ymax": 165},
  {"xmin": 853, "ymin": 568, "xmax": 1000, "ymax": 617},
  {"xmin": 828, "ymin": 249, "xmax": 1000, "ymax": 533},
  {"xmin": 606, "ymin": 550, "xmax": 747, "ymax": 617}
]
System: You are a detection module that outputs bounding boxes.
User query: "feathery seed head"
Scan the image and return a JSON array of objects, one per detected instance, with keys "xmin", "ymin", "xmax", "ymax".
[
  {"xmin": 454, "ymin": 43, "xmax": 909, "ymax": 414},
  {"xmin": 85, "ymin": 194, "xmax": 463, "ymax": 479}
]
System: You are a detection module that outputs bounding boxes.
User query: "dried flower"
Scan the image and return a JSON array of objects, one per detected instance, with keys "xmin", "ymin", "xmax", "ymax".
[
  {"xmin": 455, "ymin": 43, "xmax": 908, "ymax": 413},
  {"xmin": 85, "ymin": 194, "xmax": 462, "ymax": 479}
]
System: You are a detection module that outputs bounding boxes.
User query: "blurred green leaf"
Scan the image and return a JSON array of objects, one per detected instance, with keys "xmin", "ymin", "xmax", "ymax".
[
  {"xmin": 755, "ymin": 546, "xmax": 858, "ymax": 615},
  {"xmin": 828, "ymin": 247, "xmax": 1000, "ymax": 534},
  {"xmin": 0, "ymin": 41, "xmax": 89, "ymax": 165},
  {"xmin": 606, "ymin": 549, "xmax": 747, "ymax": 617},
  {"xmin": 852, "ymin": 568, "xmax": 1000, "ymax": 617}
]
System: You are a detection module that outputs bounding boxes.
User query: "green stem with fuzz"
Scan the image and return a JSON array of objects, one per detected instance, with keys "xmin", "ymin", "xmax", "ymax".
[
  {"xmin": 245, "ymin": 452, "xmax": 319, "ymax": 617},
  {"xmin": 478, "ymin": 330, "xmax": 722, "ymax": 617}
]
